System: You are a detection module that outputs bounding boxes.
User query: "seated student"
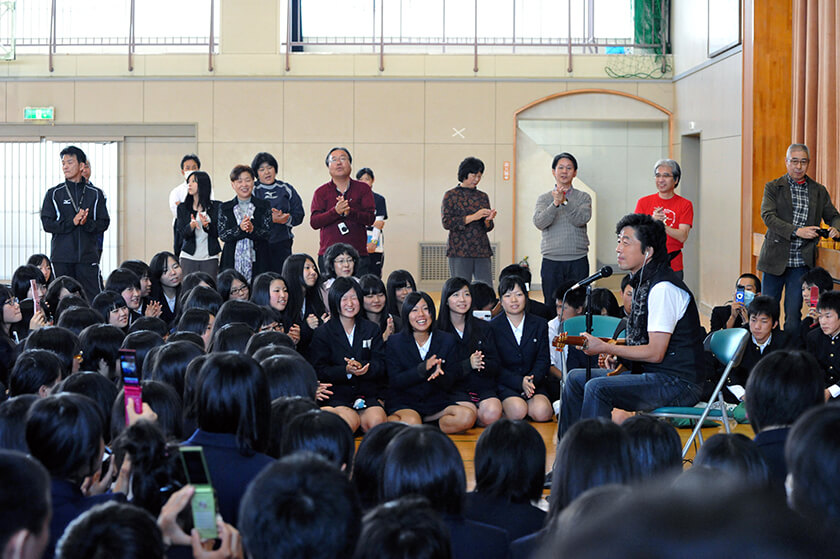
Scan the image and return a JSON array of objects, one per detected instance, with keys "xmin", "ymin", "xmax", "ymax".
[
  {"xmin": 119, "ymin": 260, "xmax": 158, "ymax": 317},
  {"xmin": 239, "ymin": 453, "xmax": 361, "ymax": 559},
  {"xmin": 351, "ymin": 422, "xmax": 409, "ymax": 511},
  {"xmin": 490, "ymin": 275, "xmax": 553, "ymax": 422},
  {"xmin": 8, "ymin": 349, "xmax": 63, "ymax": 398},
  {"xmin": 359, "ymin": 274, "xmax": 400, "ymax": 342},
  {"xmin": 279, "ymin": 409, "xmax": 355, "ymax": 473},
  {"xmin": 590, "ymin": 287, "xmax": 622, "ymax": 318},
  {"xmin": 250, "ymin": 272, "xmax": 302, "ymax": 346},
  {"xmin": 216, "ymin": 268, "xmax": 250, "ymax": 303},
  {"xmin": 54, "ymin": 501, "xmax": 166, "ymax": 559},
  {"xmin": 104, "ymin": 269, "xmax": 145, "ymax": 326},
  {"xmin": 282, "ymin": 253, "xmax": 328, "ymax": 330},
  {"xmin": 0, "ymin": 450, "xmax": 52, "ymax": 559},
  {"xmin": 622, "ymin": 415, "xmax": 682, "ymax": 481},
  {"xmin": 498, "ymin": 264, "xmax": 553, "ymax": 320},
  {"xmin": 805, "ymin": 290, "xmax": 840, "ymax": 399},
  {"xmin": 799, "ymin": 266, "xmax": 834, "ymax": 343},
  {"xmin": 148, "ymin": 251, "xmax": 183, "ymax": 328},
  {"xmin": 0, "ymin": 396, "xmax": 39, "ymax": 452},
  {"xmin": 385, "ymin": 292, "xmax": 476, "ymax": 434},
  {"xmin": 353, "ymin": 496, "xmax": 451, "ymax": 559},
  {"xmin": 694, "ymin": 433, "xmax": 772, "ymax": 491},
  {"xmin": 619, "ymin": 273, "xmax": 633, "ymax": 318},
  {"xmin": 720, "ymin": 295, "xmax": 796, "ymax": 403},
  {"xmin": 78, "ymin": 324, "xmax": 125, "ymax": 380},
  {"xmin": 709, "ymin": 273, "xmax": 761, "ymax": 332},
  {"xmin": 470, "ymin": 281, "xmax": 498, "ymax": 315},
  {"xmin": 309, "ymin": 277, "xmax": 387, "ymax": 433},
  {"xmin": 438, "ymin": 277, "xmax": 503, "ymax": 426},
  {"xmin": 91, "ymin": 291, "xmax": 130, "ymax": 331},
  {"xmin": 547, "ymin": 281, "xmax": 592, "ymax": 384},
  {"xmin": 744, "ymin": 350, "xmax": 823, "ymax": 489},
  {"xmin": 385, "ymin": 269, "xmax": 416, "ymax": 319},
  {"xmin": 25, "ymin": 327, "xmax": 82, "ymax": 378}
]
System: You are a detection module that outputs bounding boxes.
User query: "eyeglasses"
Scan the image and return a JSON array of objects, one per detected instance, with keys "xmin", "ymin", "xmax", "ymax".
[
  {"xmin": 328, "ymin": 156, "xmax": 349, "ymax": 164},
  {"xmin": 787, "ymin": 158, "xmax": 809, "ymax": 166},
  {"xmin": 654, "ymin": 173, "xmax": 674, "ymax": 179},
  {"xmin": 230, "ymin": 284, "xmax": 249, "ymax": 296},
  {"xmin": 3, "ymin": 297, "xmax": 19, "ymax": 307},
  {"xmin": 334, "ymin": 258, "xmax": 354, "ymax": 266}
]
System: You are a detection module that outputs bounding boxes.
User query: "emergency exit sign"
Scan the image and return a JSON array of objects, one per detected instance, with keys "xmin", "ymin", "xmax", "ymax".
[{"xmin": 24, "ymin": 107, "xmax": 55, "ymax": 121}]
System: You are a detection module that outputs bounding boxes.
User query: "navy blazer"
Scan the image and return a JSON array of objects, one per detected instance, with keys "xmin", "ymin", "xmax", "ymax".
[
  {"xmin": 47, "ymin": 479, "xmax": 124, "ymax": 559},
  {"xmin": 443, "ymin": 317, "xmax": 501, "ymax": 397},
  {"xmin": 182, "ymin": 429, "xmax": 273, "ymax": 526},
  {"xmin": 310, "ymin": 317, "xmax": 385, "ymax": 406},
  {"xmin": 489, "ymin": 313, "xmax": 550, "ymax": 398},
  {"xmin": 176, "ymin": 199, "xmax": 222, "ymax": 257},
  {"xmin": 464, "ymin": 491, "xmax": 545, "ymax": 541},
  {"xmin": 443, "ymin": 513, "xmax": 510, "ymax": 559},
  {"xmin": 385, "ymin": 329, "xmax": 464, "ymax": 413}
]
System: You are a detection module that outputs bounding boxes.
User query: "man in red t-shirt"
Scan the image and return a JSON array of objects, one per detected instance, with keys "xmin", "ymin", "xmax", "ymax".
[{"xmin": 634, "ymin": 159, "xmax": 693, "ymax": 278}]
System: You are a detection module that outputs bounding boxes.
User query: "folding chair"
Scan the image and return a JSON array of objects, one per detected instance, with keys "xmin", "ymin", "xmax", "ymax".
[{"xmin": 647, "ymin": 328, "xmax": 750, "ymax": 458}]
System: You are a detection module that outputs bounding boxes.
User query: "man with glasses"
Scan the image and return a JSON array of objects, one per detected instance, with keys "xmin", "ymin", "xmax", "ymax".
[
  {"xmin": 310, "ymin": 147, "xmax": 376, "ymax": 276},
  {"xmin": 758, "ymin": 143, "xmax": 840, "ymax": 335},
  {"xmin": 634, "ymin": 158, "xmax": 693, "ymax": 280}
]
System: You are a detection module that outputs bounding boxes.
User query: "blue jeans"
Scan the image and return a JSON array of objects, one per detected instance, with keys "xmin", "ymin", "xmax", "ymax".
[
  {"xmin": 541, "ymin": 256, "xmax": 589, "ymax": 304},
  {"xmin": 558, "ymin": 368, "xmax": 701, "ymax": 439},
  {"xmin": 762, "ymin": 266, "xmax": 808, "ymax": 336}
]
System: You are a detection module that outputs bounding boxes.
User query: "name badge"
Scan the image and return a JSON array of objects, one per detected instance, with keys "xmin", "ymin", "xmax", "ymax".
[{"xmin": 362, "ymin": 339, "xmax": 372, "ymax": 349}]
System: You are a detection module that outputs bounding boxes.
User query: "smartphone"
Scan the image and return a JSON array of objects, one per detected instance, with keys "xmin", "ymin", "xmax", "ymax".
[
  {"xmin": 811, "ymin": 286, "xmax": 820, "ymax": 308},
  {"xmin": 30, "ymin": 279, "xmax": 40, "ymax": 314},
  {"xmin": 472, "ymin": 310, "xmax": 492, "ymax": 321},
  {"xmin": 337, "ymin": 222, "xmax": 350, "ymax": 235},
  {"xmin": 735, "ymin": 285, "xmax": 745, "ymax": 304},
  {"xmin": 120, "ymin": 349, "xmax": 141, "ymax": 425},
  {"xmin": 180, "ymin": 446, "xmax": 219, "ymax": 540}
]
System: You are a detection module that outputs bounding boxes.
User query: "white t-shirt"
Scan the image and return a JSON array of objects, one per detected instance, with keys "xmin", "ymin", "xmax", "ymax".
[
  {"xmin": 548, "ymin": 316, "xmax": 565, "ymax": 370},
  {"xmin": 646, "ymin": 281, "xmax": 690, "ymax": 334}
]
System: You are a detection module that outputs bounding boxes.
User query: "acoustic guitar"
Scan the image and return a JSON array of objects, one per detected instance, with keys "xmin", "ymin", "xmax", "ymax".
[{"xmin": 551, "ymin": 333, "xmax": 627, "ymax": 376}]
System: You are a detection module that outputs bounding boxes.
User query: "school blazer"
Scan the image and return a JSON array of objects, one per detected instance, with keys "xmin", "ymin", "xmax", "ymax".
[
  {"xmin": 385, "ymin": 329, "xmax": 461, "ymax": 403},
  {"xmin": 489, "ymin": 313, "xmax": 550, "ymax": 392}
]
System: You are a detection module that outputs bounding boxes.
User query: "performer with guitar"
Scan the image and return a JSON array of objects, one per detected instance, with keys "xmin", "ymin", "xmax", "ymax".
[{"xmin": 557, "ymin": 213, "xmax": 705, "ymax": 439}]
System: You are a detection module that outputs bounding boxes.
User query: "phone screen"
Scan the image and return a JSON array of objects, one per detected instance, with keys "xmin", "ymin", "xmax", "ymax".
[
  {"xmin": 120, "ymin": 349, "xmax": 139, "ymax": 385},
  {"xmin": 811, "ymin": 286, "xmax": 820, "ymax": 308},
  {"xmin": 180, "ymin": 447, "xmax": 218, "ymax": 540},
  {"xmin": 735, "ymin": 286, "xmax": 745, "ymax": 303}
]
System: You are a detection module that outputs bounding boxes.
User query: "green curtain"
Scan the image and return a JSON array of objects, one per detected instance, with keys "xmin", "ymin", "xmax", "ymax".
[{"xmin": 634, "ymin": 0, "xmax": 670, "ymax": 54}]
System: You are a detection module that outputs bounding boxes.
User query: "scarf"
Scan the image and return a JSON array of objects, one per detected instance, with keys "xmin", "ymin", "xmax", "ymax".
[{"xmin": 233, "ymin": 200, "xmax": 256, "ymax": 282}]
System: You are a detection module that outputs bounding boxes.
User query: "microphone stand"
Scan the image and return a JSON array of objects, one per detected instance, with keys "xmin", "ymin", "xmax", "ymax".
[{"xmin": 585, "ymin": 284, "xmax": 593, "ymax": 382}]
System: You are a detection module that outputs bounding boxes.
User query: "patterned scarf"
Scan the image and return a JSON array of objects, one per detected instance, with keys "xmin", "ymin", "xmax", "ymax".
[
  {"xmin": 233, "ymin": 200, "xmax": 256, "ymax": 282},
  {"xmin": 625, "ymin": 260, "xmax": 670, "ymax": 347}
]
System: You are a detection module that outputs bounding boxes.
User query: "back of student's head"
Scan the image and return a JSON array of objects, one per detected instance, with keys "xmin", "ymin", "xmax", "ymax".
[
  {"xmin": 121, "ymin": 330, "xmax": 165, "ymax": 378},
  {"xmin": 267, "ymin": 396, "xmax": 319, "ymax": 459},
  {"xmin": 590, "ymin": 288, "xmax": 621, "ymax": 317},
  {"xmin": 746, "ymin": 294, "xmax": 780, "ymax": 323},
  {"xmin": 550, "ymin": 417, "xmax": 635, "ymax": 515},
  {"xmin": 245, "ymin": 330, "xmax": 295, "ymax": 356},
  {"xmin": 545, "ymin": 484, "xmax": 633, "ymax": 544},
  {"xmin": 555, "ymin": 280, "xmax": 585, "ymax": 310},
  {"xmin": 179, "ymin": 284, "xmax": 223, "ymax": 316},
  {"xmin": 25, "ymin": 326, "xmax": 80, "ymax": 376},
  {"xmin": 53, "ymin": 297, "xmax": 91, "ymax": 326},
  {"xmin": 211, "ymin": 322, "xmax": 254, "ymax": 353},
  {"xmin": 148, "ymin": 340, "xmax": 203, "ymax": 399},
  {"xmin": 8, "ymin": 349, "xmax": 63, "ymax": 397},
  {"xmin": 802, "ymin": 266, "xmax": 834, "ymax": 293},
  {"xmin": 78, "ymin": 324, "xmax": 125, "ymax": 380},
  {"xmin": 57, "ymin": 306, "xmax": 104, "ymax": 336},
  {"xmin": 26, "ymin": 393, "xmax": 104, "ymax": 482},
  {"xmin": 499, "ymin": 263, "xmax": 531, "ymax": 285},
  {"xmin": 622, "ymin": 415, "xmax": 682, "ymax": 481},
  {"xmin": 470, "ymin": 281, "xmax": 497, "ymax": 311},
  {"xmin": 127, "ymin": 316, "xmax": 168, "ymax": 337},
  {"xmin": 260, "ymin": 354, "xmax": 318, "ymax": 400},
  {"xmin": 55, "ymin": 502, "xmax": 165, "ymax": 559},
  {"xmin": 693, "ymin": 433, "xmax": 771, "ymax": 490},
  {"xmin": 239, "ymin": 452, "xmax": 361, "ymax": 559},
  {"xmin": 786, "ymin": 403, "xmax": 840, "ymax": 528},
  {"xmin": 352, "ymin": 496, "xmax": 451, "ymax": 559},
  {"xmin": 280, "ymin": 409, "xmax": 354, "ymax": 471},
  {"xmin": 0, "ymin": 450, "xmax": 51, "ymax": 554},
  {"xmin": 197, "ymin": 352, "xmax": 269, "ymax": 455},
  {"xmin": 352, "ymin": 422, "xmax": 410, "ymax": 510},
  {"xmin": 0, "ymin": 395, "xmax": 38, "ymax": 452},
  {"xmin": 474, "ymin": 418, "xmax": 545, "ymax": 504},
  {"xmin": 214, "ymin": 299, "xmax": 263, "ymax": 334},
  {"xmin": 745, "ymin": 350, "xmax": 824, "ymax": 433},
  {"xmin": 380, "ymin": 425, "xmax": 466, "ymax": 515},
  {"xmin": 111, "ymin": 380, "xmax": 184, "ymax": 442},
  {"xmin": 56, "ymin": 371, "xmax": 119, "ymax": 444},
  {"xmin": 817, "ymin": 290, "xmax": 840, "ymax": 316}
]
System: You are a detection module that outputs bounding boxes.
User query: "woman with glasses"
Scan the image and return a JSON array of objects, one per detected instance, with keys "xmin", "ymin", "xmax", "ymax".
[
  {"xmin": 1, "ymin": 286, "xmax": 24, "ymax": 381},
  {"xmin": 216, "ymin": 269, "xmax": 250, "ymax": 303}
]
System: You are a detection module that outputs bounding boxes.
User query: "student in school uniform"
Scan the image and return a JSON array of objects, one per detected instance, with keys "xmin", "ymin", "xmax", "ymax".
[{"xmin": 805, "ymin": 290, "xmax": 840, "ymax": 400}]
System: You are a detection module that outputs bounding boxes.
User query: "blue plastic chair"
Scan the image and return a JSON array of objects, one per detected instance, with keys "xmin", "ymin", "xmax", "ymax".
[
  {"xmin": 647, "ymin": 328, "xmax": 750, "ymax": 458},
  {"xmin": 560, "ymin": 315, "xmax": 623, "ymax": 339}
]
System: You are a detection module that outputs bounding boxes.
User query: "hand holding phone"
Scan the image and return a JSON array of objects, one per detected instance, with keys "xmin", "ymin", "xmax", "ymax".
[
  {"xmin": 180, "ymin": 447, "xmax": 219, "ymax": 540},
  {"xmin": 120, "ymin": 349, "xmax": 141, "ymax": 425},
  {"xmin": 811, "ymin": 285, "xmax": 820, "ymax": 308},
  {"xmin": 734, "ymin": 285, "xmax": 745, "ymax": 304}
]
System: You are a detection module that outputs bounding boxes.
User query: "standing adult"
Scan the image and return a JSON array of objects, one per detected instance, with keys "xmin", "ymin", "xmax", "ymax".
[
  {"xmin": 634, "ymin": 159, "xmax": 693, "ymax": 280},
  {"xmin": 252, "ymin": 152, "xmax": 305, "ymax": 273},
  {"xmin": 175, "ymin": 170, "xmax": 221, "ymax": 278},
  {"xmin": 310, "ymin": 148, "xmax": 376, "ymax": 277},
  {"xmin": 357, "ymin": 168, "xmax": 388, "ymax": 279},
  {"xmin": 168, "ymin": 154, "xmax": 201, "ymax": 257},
  {"xmin": 218, "ymin": 165, "xmax": 272, "ymax": 283},
  {"xmin": 757, "ymin": 143, "xmax": 840, "ymax": 334},
  {"xmin": 40, "ymin": 146, "xmax": 109, "ymax": 301},
  {"xmin": 533, "ymin": 153, "xmax": 592, "ymax": 304},
  {"xmin": 441, "ymin": 157, "xmax": 497, "ymax": 286}
]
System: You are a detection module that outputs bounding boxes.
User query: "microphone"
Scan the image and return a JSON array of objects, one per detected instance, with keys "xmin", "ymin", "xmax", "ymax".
[{"xmin": 568, "ymin": 266, "xmax": 613, "ymax": 291}]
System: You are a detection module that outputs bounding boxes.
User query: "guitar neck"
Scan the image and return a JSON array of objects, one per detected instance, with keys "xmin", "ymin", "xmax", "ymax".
[{"xmin": 552, "ymin": 334, "xmax": 625, "ymax": 349}]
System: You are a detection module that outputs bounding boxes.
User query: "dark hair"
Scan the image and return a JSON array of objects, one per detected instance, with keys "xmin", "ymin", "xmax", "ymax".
[
  {"xmin": 381, "ymin": 425, "xmax": 466, "ymax": 515},
  {"xmin": 280, "ymin": 409, "xmax": 355, "ymax": 470},
  {"xmin": 498, "ymin": 275, "xmax": 530, "ymax": 314},
  {"xmin": 78, "ymin": 324, "xmax": 125, "ymax": 380},
  {"xmin": 213, "ymin": 299, "xmax": 263, "ymax": 333},
  {"xmin": 181, "ymin": 271, "xmax": 217, "ymax": 293},
  {"xmin": 746, "ymin": 295, "xmax": 779, "ymax": 324},
  {"xmin": 801, "ymin": 266, "xmax": 834, "ymax": 293},
  {"xmin": 0, "ymin": 396, "xmax": 39, "ymax": 452},
  {"xmin": 121, "ymin": 330, "xmax": 165, "ymax": 379},
  {"xmin": 239, "ymin": 453, "xmax": 361, "ymax": 559},
  {"xmin": 0, "ymin": 286, "xmax": 20, "ymax": 342},
  {"xmin": 325, "ymin": 147, "xmax": 352, "ymax": 166},
  {"xmin": 57, "ymin": 306, "xmax": 104, "ymax": 335},
  {"xmin": 437, "ymin": 276, "xmax": 472, "ymax": 331},
  {"xmin": 119, "ymin": 260, "xmax": 150, "ymax": 282},
  {"xmin": 359, "ymin": 273, "xmax": 386, "ymax": 297},
  {"xmin": 245, "ymin": 331, "xmax": 295, "ymax": 356},
  {"xmin": 817, "ymin": 290, "xmax": 840, "ymax": 316},
  {"xmin": 324, "ymin": 243, "xmax": 359, "ymax": 280},
  {"xmin": 180, "ymin": 153, "xmax": 200, "ymax": 170},
  {"xmin": 166, "ymin": 331, "xmax": 204, "ymax": 350},
  {"xmin": 60, "ymin": 145, "xmax": 87, "ymax": 165},
  {"xmin": 111, "ymin": 380, "xmax": 184, "ymax": 442},
  {"xmin": 148, "ymin": 341, "xmax": 203, "ymax": 399},
  {"xmin": 470, "ymin": 281, "xmax": 497, "ymax": 311},
  {"xmin": 620, "ymin": 274, "xmax": 632, "ymax": 292},
  {"xmin": 179, "ymin": 285, "xmax": 222, "ymax": 317},
  {"xmin": 43, "ymin": 277, "xmax": 86, "ymax": 321},
  {"xmin": 251, "ymin": 152, "xmax": 278, "ymax": 177},
  {"xmin": 622, "ymin": 415, "xmax": 682, "ymax": 480},
  {"xmin": 352, "ymin": 422, "xmax": 410, "ymax": 510},
  {"xmin": 27, "ymin": 253, "xmax": 53, "ymax": 284},
  {"xmin": 211, "ymin": 322, "xmax": 254, "ymax": 353},
  {"xmin": 260, "ymin": 354, "xmax": 318, "ymax": 400},
  {"xmin": 615, "ymin": 213, "xmax": 668, "ymax": 265},
  {"xmin": 499, "ymin": 263, "xmax": 531, "ymax": 285},
  {"xmin": 92, "ymin": 290, "xmax": 128, "ymax": 325},
  {"xmin": 250, "ymin": 272, "xmax": 286, "ymax": 314},
  {"xmin": 474, "ymin": 419, "xmax": 546, "ymax": 503},
  {"xmin": 26, "ymin": 393, "xmax": 104, "ymax": 481},
  {"xmin": 25, "ymin": 326, "xmax": 80, "ymax": 375},
  {"xmin": 8, "ymin": 349, "xmax": 63, "ymax": 397},
  {"xmin": 353, "ymin": 496, "xmax": 450, "ymax": 559},
  {"xmin": 400, "ymin": 291, "xmax": 437, "ymax": 334},
  {"xmin": 105, "ymin": 268, "xmax": 141, "ymax": 295},
  {"xmin": 230, "ymin": 164, "xmax": 255, "ymax": 182},
  {"xmin": 552, "ymin": 152, "xmax": 578, "ymax": 171},
  {"xmin": 386, "ymin": 269, "xmax": 417, "ymax": 316},
  {"xmin": 55, "ymin": 501, "xmax": 165, "ymax": 559},
  {"xmin": 355, "ymin": 167, "xmax": 374, "ymax": 180},
  {"xmin": 149, "ymin": 251, "xmax": 181, "ymax": 310},
  {"xmin": 0, "ymin": 449, "xmax": 51, "ymax": 551},
  {"xmin": 328, "ymin": 277, "xmax": 364, "ymax": 319},
  {"xmin": 176, "ymin": 308, "xmax": 212, "ymax": 338},
  {"xmin": 216, "ymin": 268, "xmax": 250, "ymax": 303},
  {"xmin": 11, "ymin": 264, "xmax": 45, "ymax": 302},
  {"xmin": 127, "ymin": 316, "xmax": 168, "ymax": 337},
  {"xmin": 267, "ymin": 396, "xmax": 319, "ymax": 459},
  {"xmin": 252, "ymin": 344, "xmax": 301, "ymax": 362},
  {"xmin": 56, "ymin": 371, "xmax": 119, "ymax": 444},
  {"xmin": 197, "ymin": 353, "xmax": 270, "ymax": 454},
  {"xmin": 457, "ymin": 156, "xmax": 485, "ymax": 182},
  {"xmin": 745, "ymin": 350, "xmax": 824, "ymax": 433},
  {"xmin": 53, "ymin": 296, "xmax": 91, "ymax": 326},
  {"xmin": 556, "ymin": 280, "xmax": 586, "ymax": 310},
  {"xmin": 183, "ymin": 170, "xmax": 212, "ymax": 211},
  {"xmin": 182, "ymin": 354, "xmax": 208, "ymax": 424},
  {"xmin": 282, "ymin": 253, "xmax": 327, "ymax": 320},
  {"xmin": 549, "ymin": 417, "xmax": 635, "ymax": 516},
  {"xmin": 736, "ymin": 272, "xmax": 761, "ymax": 293},
  {"xmin": 694, "ymin": 433, "xmax": 771, "ymax": 489},
  {"xmin": 590, "ymin": 287, "xmax": 621, "ymax": 318}
]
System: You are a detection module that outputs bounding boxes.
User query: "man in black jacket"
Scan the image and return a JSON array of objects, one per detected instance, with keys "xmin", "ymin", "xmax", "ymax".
[{"xmin": 40, "ymin": 146, "xmax": 110, "ymax": 300}]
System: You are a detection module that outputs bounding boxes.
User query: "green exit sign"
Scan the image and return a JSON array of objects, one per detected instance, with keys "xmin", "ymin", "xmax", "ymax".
[{"xmin": 24, "ymin": 107, "xmax": 55, "ymax": 121}]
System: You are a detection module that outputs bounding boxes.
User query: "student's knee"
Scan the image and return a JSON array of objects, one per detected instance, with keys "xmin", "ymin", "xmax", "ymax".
[
  {"xmin": 361, "ymin": 408, "xmax": 386, "ymax": 432},
  {"xmin": 503, "ymin": 398, "xmax": 528, "ymax": 420},
  {"xmin": 478, "ymin": 400, "xmax": 502, "ymax": 426},
  {"xmin": 529, "ymin": 401, "xmax": 554, "ymax": 423}
]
